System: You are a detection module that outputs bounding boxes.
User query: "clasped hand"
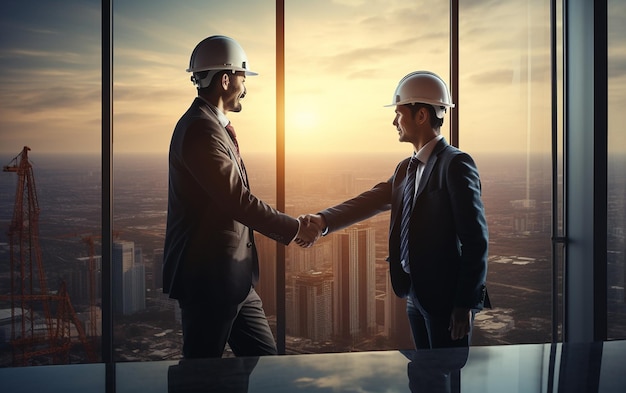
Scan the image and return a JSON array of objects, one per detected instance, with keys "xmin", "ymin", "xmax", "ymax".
[{"xmin": 294, "ymin": 214, "xmax": 326, "ymax": 248}]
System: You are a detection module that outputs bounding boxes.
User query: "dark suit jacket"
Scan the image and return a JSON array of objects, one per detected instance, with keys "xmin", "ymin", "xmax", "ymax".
[
  {"xmin": 163, "ymin": 98, "xmax": 299, "ymax": 307},
  {"xmin": 320, "ymin": 138, "xmax": 489, "ymax": 317}
]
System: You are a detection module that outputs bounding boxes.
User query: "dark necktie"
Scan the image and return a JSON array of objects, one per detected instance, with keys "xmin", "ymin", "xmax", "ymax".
[
  {"xmin": 225, "ymin": 122, "xmax": 248, "ymax": 187},
  {"xmin": 400, "ymin": 156, "xmax": 419, "ymax": 273},
  {"xmin": 225, "ymin": 122, "xmax": 240, "ymax": 156}
]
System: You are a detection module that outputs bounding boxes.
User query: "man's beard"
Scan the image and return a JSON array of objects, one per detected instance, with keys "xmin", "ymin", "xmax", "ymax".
[{"xmin": 231, "ymin": 102, "xmax": 242, "ymax": 113}]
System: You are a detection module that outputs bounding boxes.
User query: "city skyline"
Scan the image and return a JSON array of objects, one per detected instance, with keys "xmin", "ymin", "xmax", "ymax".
[{"xmin": 4, "ymin": 149, "xmax": 616, "ymax": 364}]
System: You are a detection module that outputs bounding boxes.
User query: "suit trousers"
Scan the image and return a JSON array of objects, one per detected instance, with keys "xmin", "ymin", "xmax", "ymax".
[
  {"xmin": 406, "ymin": 295, "xmax": 475, "ymax": 350},
  {"xmin": 180, "ymin": 287, "xmax": 277, "ymax": 358}
]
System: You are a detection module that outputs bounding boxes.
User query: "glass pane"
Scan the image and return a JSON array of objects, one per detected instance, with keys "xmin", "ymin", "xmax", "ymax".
[
  {"xmin": 285, "ymin": 1, "xmax": 450, "ymax": 352},
  {"xmin": 0, "ymin": 1, "xmax": 101, "ymax": 365},
  {"xmin": 459, "ymin": 1, "xmax": 553, "ymax": 344},
  {"xmin": 112, "ymin": 1, "xmax": 275, "ymax": 360},
  {"xmin": 608, "ymin": 0, "xmax": 626, "ymax": 340}
]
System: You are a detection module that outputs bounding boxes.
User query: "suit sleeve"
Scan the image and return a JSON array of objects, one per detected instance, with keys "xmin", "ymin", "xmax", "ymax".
[
  {"xmin": 181, "ymin": 119, "xmax": 299, "ymax": 244},
  {"xmin": 319, "ymin": 179, "xmax": 393, "ymax": 234},
  {"xmin": 447, "ymin": 153, "xmax": 489, "ymax": 309}
]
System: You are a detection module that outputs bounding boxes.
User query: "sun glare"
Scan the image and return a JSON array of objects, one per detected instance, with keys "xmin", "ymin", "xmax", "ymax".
[{"xmin": 289, "ymin": 110, "xmax": 319, "ymax": 133}]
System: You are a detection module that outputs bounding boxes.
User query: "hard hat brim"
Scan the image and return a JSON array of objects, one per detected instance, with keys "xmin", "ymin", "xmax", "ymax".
[
  {"xmin": 384, "ymin": 98, "xmax": 455, "ymax": 108},
  {"xmin": 384, "ymin": 100, "xmax": 454, "ymax": 119},
  {"xmin": 186, "ymin": 66, "xmax": 258, "ymax": 76}
]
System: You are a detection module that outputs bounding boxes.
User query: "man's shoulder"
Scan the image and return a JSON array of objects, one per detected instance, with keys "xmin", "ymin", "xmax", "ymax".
[
  {"xmin": 437, "ymin": 146, "xmax": 480, "ymax": 178},
  {"xmin": 180, "ymin": 98, "xmax": 220, "ymax": 122},
  {"xmin": 175, "ymin": 100, "xmax": 222, "ymax": 132},
  {"xmin": 439, "ymin": 143, "xmax": 472, "ymax": 160},
  {"xmin": 170, "ymin": 101, "xmax": 227, "ymax": 152}
]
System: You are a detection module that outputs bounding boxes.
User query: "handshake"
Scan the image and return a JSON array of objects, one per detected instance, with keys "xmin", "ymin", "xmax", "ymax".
[{"xmin": 294, "ymin": 214, "xmax": 327, "ymax": 248}]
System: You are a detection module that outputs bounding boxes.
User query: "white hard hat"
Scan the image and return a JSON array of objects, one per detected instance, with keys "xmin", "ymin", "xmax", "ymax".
[
  {"xmin": 385, "ymin": 71, "xmax": 455, "ymax": 118},
  {"xmin": 187, "ymin": 35, "xmax": 258, "ymax": 88}
]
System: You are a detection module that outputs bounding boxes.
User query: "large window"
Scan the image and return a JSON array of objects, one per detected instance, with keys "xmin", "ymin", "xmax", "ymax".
[
  {"xmin": 283, "ymin": 1, "xmax": 450, "ymax": 352},
  {"xmin": 608, "ymin": 0, "xmax": 626, "ymax": 340},
  {"xmin": 0, "ymin": 0, "xmax": 101, "ymax": 366},
  {"xmin": 0, "ymin": 0, "xmax": 617, "ymax": 368},
  {"xmin": 111, "ymin": 1, "xmax": 276, "ymax": 360}
]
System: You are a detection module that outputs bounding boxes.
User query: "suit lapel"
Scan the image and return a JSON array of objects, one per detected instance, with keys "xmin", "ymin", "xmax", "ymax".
[
  {"xmin": 391, "ymin": 158, "xmax": 410, "ymax": 233},
  {"xmin": 415, "ymin": 138, "xmax": 448, "ymax": 200}
]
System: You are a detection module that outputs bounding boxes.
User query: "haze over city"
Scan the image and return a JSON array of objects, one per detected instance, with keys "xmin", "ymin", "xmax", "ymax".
[{"xmin": 0, "ymin": 150, "xmax": 567, "ymax": 363}]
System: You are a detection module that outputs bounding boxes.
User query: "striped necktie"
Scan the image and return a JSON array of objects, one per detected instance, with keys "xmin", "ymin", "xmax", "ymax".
[{"xmin": 400, "ymin": 156, "xmax": 419, "ymax": 273}]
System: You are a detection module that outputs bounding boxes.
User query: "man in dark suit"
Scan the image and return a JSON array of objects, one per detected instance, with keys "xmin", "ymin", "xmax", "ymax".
[
  {"xmin": 302, "ymin": 71, "xmax": 489, "ymax": 349},
  {"xmin": 163, "ymin": 36, "xmax": 319, "ymax": 358}
]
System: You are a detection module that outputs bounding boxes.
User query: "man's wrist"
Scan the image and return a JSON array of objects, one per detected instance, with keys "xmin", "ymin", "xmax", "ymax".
[{"xmin": 318, "ymin": 213, "xmax": 329, "ymax": 236}]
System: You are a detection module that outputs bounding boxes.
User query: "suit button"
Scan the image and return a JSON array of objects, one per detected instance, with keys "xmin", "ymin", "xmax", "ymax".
[{"xmin": 246, "ymin": 242, "xmax": 253, "ymax": 248}]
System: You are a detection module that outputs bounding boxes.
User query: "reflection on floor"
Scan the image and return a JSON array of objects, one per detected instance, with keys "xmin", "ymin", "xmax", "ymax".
[{"xmin": 1, "ymin": 341, "xmax": 625, "ymax": 393}]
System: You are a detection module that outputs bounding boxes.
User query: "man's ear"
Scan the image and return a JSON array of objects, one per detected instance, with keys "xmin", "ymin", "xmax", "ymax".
[
  {"xmin": 221, "ymin": 73, "xmax": 230, "ymax": 90},
  {"xmin": 416, "ymin": 107, "xmax": 429, "ymax": 125}
]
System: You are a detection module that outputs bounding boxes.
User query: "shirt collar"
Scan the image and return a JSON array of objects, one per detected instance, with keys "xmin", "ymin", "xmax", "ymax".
[
  {"xmin": 414, "ymin": 134, "xmax": 443, "ymax": 164},
  {"xmin": 197, "ymin": 96, "xmax": 230, "ymax": 128}
]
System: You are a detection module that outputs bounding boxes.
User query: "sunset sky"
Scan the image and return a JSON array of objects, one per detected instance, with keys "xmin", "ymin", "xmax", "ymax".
[{"xmin": 1, "ymin": 0, "xmax": 625, "ymax": 158}]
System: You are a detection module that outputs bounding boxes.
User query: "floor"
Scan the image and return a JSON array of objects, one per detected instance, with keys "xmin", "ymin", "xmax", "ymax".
[{"xmin": 1, "ymin": 340, "xmax": 625, "ymax": 393}]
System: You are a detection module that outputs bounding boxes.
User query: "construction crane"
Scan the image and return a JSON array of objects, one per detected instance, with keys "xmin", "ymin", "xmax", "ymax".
[
  {"xmin": 79, "ymin": 231, "xmax": 119, "ymax": 339},
  {"xmin": 55, "ymin": 232, "xmax": 103, "ymax": 342},
  {"xmin": 0, "ymin": 146, "xmax": 97, "ymax": 365}
]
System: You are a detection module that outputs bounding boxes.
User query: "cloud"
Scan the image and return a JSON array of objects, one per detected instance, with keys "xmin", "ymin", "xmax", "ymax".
[
  {"xmin": 609, "ymin": 52, "xmax": 626, "ymax": 80},
  {"xmin": 284, "ymin": 4, "xmax": 449, "ymax": 83},
  {"xmin": 469, "ymin": 69, "xmax": 516, "ymax": 85},
  {"xmin": 331, "ymin": 0, "xmax": 367, "ymax": 6},
  {"xmin": 2, "ymin": 0, "xmax": 624, "ymax": 155},
  {"xmin": 284, "ymin": 352, "xmax": 409, "ymax": 393}
]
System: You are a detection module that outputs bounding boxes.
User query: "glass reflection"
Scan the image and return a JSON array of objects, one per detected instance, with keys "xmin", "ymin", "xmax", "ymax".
[
  {"xmin": 607, "ymin": 0, "xmax": 626, "ymax": 340},
  {"xmin": 459, "ymin": 0, "xmax": 553, "ymax": 344},
  {"xmin": 405, "ymin": 347, "xmax": 468, "ymax": 393},
  {"xmin": 168, "ymin": 357, "xmax": 259, "ymax": 393},
  {"xmin": 0, "ymin": 341, "xmax": 623, "ymax": 392}
]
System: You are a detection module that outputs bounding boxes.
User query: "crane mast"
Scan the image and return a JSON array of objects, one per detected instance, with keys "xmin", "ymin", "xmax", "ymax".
[{"xmin": 1, "ymin": 146, "xmax": 97, "ymax": 365}]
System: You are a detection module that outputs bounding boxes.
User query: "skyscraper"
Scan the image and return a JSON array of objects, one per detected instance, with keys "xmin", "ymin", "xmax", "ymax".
[
  {"xmin": 113, "ymin": 240, "xmax": 145, "ymax": 315},
  {"xmin": 332, "ymin": 225, "xmax": 376, "ymax": 342},
  {"xmin": 254, "ymin": 234, "xmax": 277, "ymax": 316},
  {"xmin": 384, "ymin": 275, "xmax": 413, "ymax": 349},
  {"xmin": 152, "ymin": 248, "xmax": 164, "ymax": 292},
  {"xmin": 292, "ymin": 271, "xmax": 333, "ymax": 342},
  {"xmin": 70, "ymin": 255, "xmax": 102, "ymax": 306}
]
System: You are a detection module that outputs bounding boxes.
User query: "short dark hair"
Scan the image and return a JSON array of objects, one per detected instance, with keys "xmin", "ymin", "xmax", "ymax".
[
  {"xmin": 194, "ymin": 70, "xmax": 233, "ymax": 91},
  {"xmin": 406, "ymin": 103, "xmax": 444, "ymax": 129}
]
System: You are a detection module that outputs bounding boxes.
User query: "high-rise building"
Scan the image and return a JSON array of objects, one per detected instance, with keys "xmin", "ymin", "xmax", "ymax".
[
  {"xmin": 339, "ymin": 172, "xmax": 355, "ymax": 196},
  {"xmin": 113, "ymin": 240, "xmax": 145, "ymax": 315},
  {"xmin": 291, "ymin": 271, "xmax": 333, "ymax": 342},
  {"xmin": 332, "ymin": 225, "xmax": 376, "ymax": 342},
  {"xmin": 384, "ymin": 274, "xmax": 413, "ymax": 349},
  {"xmin": 70, "ymin": 255, "xmax": 102, "ymax": 306},
  {"xmin": 290, "ymin": 240, "xmax": 331, "ymax": 274},
  {"xmin": 254, "ymin": 234, "xmax": 277, "ymax": 316},
  {"xmin": 152, "ymin": 248, "xmax": 164, "ymax": 292}
]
